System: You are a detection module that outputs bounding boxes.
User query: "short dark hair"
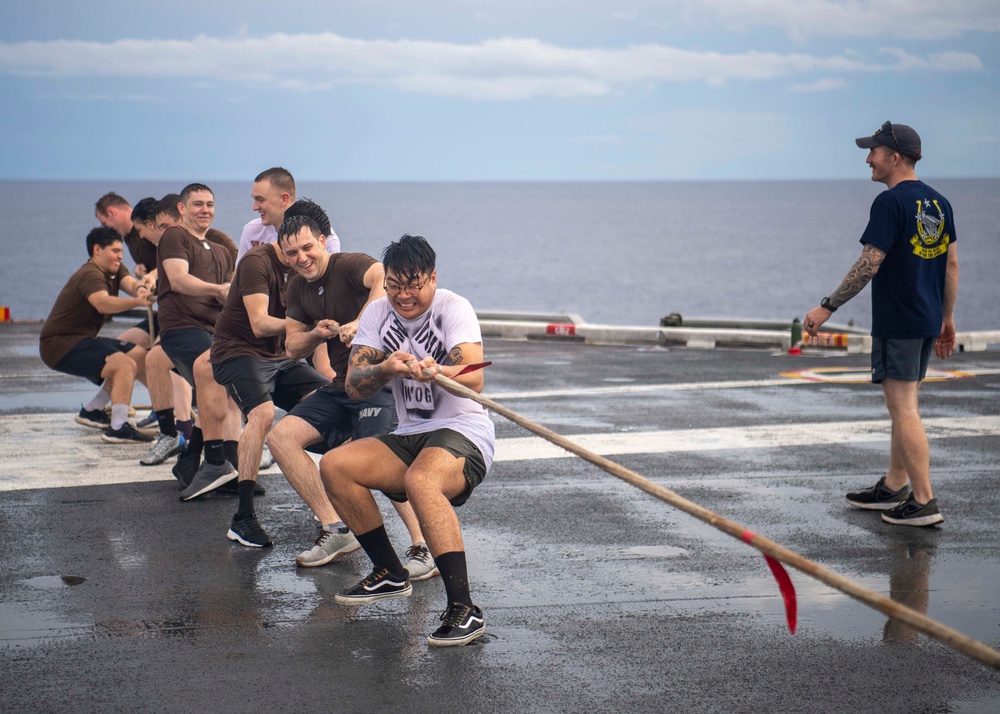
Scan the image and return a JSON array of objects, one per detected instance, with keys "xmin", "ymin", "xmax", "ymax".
[
  {"xmin": 278, "ymin": 214, "xmax": 321, "ymax": 246},
  {"xmin": 254, "ymin": 167, "xmax": 295, "ymax": 197},
  {"xmin": 95, "ymin": 192, "xmax": 130, "ymax": 217},
  {"xmin": 157, "ymin": 194, "xmax": 182, "ymax": 221},
  {"xmin": 282, "ymin": 198, "xmax": 331, "ymax": 236},
  {"xmin": 86, "ymin": 225, "xmax": 122, "ymax": 257},
  {"xmin": 130, "ymin": 197, "xmax": 159, "ymax": 224},
  {"xmin": 179, "ymin": 183, "xmax": 214, "ymax": 203},
  {"xmin": 382, "ymin": 234, "xmax": 436, "ymax": 283}
]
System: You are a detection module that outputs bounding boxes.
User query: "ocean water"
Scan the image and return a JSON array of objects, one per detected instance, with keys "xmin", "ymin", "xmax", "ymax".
[{"xmin": 1, "ymin": 179, "xmax": 997, "ymax": 330}]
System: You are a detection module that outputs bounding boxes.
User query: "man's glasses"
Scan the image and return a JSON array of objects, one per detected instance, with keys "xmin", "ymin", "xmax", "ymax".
[
  {"xmin": 384, "ymin": 280, "xmax": 426, "ymax": 297},
  {"xmin": 875, "ymin": 120, "xmax": 900, "ymax": 152}
]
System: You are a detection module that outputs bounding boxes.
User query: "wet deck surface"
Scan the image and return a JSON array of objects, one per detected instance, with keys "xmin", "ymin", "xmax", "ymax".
[{"xmin": 2, "ymin": 320, "xmax": 999, "ymax": 713}]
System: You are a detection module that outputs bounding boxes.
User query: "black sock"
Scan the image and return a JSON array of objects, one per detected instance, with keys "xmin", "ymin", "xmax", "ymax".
[
  {"xmin": 186, "ymin": 426, "xmax": 204, "ymax": 457},
  {"xmin": 175, "ymin": 419, "xmax": 194, "ymax": 442},
  {"xmin": 224, "ymin": 440, "xmax": 239, "ymax": 469},
  {"xmin": 356, "ymin": 525, "xmax": 405, "ymax": 579},
  {"xmin": 155, "ymin": 409, "xmax": 177, "ymax": 437},
  {"xmin": 204, "ymin": 439, "xmax": 225, "ymax": 466},
  {"xmin": 235, "ymin": 480, "xmax": 255, "ymax": 520},
  {"xmin": 436, "ymin": 551, "xmax": 472, "ymax": 607}
]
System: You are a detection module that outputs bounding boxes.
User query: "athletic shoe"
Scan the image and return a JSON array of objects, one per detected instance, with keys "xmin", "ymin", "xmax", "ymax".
[
  {"xmin": 295, "ymin": 528, "xmax": 361, "ymax": 568},
  {"xmin": 139, "ymin": 433, "xmax": 183, "ymax": 466},
  {"xmin": 881, "ymin": 496, "xmax": 944, "ymax": 527},
  {"xmin": 101, "ymin": 422, "xmax": 156, "ymax": 444},
  {"xmin": 260, "ymin": 444, "xmax": 275, "ymax": 471},
  {"xmin": 172, "ymin": 448, "xmax": 200, "ymax": 488},
  {"xmin": 846, "ymin": 477, "xmax": 910, "ymax": 510},
  {"xmin": 334, "ymin": 567, "xmax": 412, "ymax": 605},
  {"xmin": 75, "ymin": 407, "xmax": 110, "ymax": 430},
  {"xmin": 179, "ymin": 461, "xmax": 237, "ymax": 501},
  {"xmin": 217, "ymin": 479, "xmax": 266, "ymax": 496},
  {"xmin": 226, "ymin": 513, "xmax": 273, "ymax": 547},
  {"xmin": 403, "ymin": 542, "xmax": 439, "ymax": 581},
  {"xmin": 136, "ymin": 412, "xmax": 159, "ymax": 432},
  {"xmin": 427, "ymin": 602, "xmax": 486, "ymax": 647}
]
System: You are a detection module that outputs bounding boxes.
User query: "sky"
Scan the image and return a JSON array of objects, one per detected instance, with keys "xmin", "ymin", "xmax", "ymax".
[{"xmin": 1, "ymin": 0, "xmax": 998, "ymax": 181}]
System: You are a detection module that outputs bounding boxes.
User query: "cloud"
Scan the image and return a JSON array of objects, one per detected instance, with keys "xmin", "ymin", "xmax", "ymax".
[
  {"xmin": 683, "ymin": 0, "xmax": 1000, "ymax": 40},
  {"xmin": 0, "ymin": 32, "xmax": 983, "ymax": 101},
  {"xmin": 788, "ymin": 78, "xmax": 847, "ymax": 92}
]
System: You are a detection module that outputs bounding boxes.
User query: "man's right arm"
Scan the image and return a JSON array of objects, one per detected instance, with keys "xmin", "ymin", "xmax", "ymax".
[
  {"xmin": 285, "ymin": 316, "xmax": 338, "ymax": 360},
  {"xmin": 162, "ymin": 258, "xmax": 229, "ymax": 301}
]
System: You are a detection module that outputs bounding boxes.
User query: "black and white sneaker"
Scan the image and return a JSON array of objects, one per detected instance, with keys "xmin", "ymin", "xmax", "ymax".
[
  {"xmin": 334, "ymin": 567, "xmax": 412, "ymax": 605},
  {"xmin": 101, "ymin": 422, "xmax": 156, "ymax": 444},
  {"xmin": 427, "ymin": 602, "xmax": 485, "ymax": 647},
  {"xmin": 76, "ymin": 407, "xmax": 110, "ymax": 430},
  {"xmin": 227, "ymin": 514, "xmax": 273, "ymax": 547},
  {"xmin": 846, "ymin": 477, "xmax": 909, "ymax": 510},
  {"xmin": 881, "ymin": 495, "xmax": 944, "ymax": 527}
]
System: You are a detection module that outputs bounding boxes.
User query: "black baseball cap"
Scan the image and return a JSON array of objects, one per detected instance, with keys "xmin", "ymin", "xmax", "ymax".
[{"xmin": 855, "ymin": 121, "xmax": 921, "ymax": 159}]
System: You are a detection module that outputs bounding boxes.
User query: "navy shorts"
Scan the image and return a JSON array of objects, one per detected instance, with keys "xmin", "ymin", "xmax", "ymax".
[
  {"xmin": 52, "ymin": 337, "xmax": 140, "ymax": 386},
  {"xmin": 289, "ymin": 385, "xmax": 397, "ymax": 454},
  {"xmin": 374, "ymin": 428, "xmax": 488, "ymax": 508},
  {"xmin": 212, "ymin": 356, "xmax": 327, "ymax": 417},
  {"xmin": 133, "ymin": 312, "xmax": 160, "ymax": 340},
  {"xmin": 871, "ymin": 337, "xmax": 935, "ymax": 383},
  {"xmin": 160, "ymin": 327, "xmax": 213, "ymax": 388}
]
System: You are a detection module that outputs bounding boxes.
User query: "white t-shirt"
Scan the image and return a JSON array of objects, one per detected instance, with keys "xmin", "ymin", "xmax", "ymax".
[
  {"xmin": 353, "ymin": 289, "xmax": 495, "ymax": 469},
  {"xmin": 236, "ymin": 217, "xmax": 341, "ymax": 263}
]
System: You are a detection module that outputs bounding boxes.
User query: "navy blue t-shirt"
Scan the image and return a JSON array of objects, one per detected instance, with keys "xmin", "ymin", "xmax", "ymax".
[{"xmin": 860, "ymin": 180, "xmax": 955, "ymax": 339}]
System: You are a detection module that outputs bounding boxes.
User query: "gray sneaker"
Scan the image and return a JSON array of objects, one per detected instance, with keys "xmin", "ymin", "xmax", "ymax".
[
  {"xmin": 179, "ymin": 461, "xmax": 236, "ymax": 501},
  {"xmin": 260, "ymin": 444, "xmax": 275, "ymax": 471},
  {"xmin": 295, "ymin": 528, "xmax": 361, "ymax": 567},
  {"xmin": 403, "ymin": 542, "xmax": 440, "ymax": 581},
  {"xmin": 140, "ymin": 433, "xmax": 183, "ymax": 466}
]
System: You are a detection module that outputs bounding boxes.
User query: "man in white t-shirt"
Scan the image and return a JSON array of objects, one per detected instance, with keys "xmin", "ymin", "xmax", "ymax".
[
  {"xmin": 319, "ymin": 234, "xmax": 494, "ymax": 648},
  {"xmin": 236, "ymin": 167, "xmax": 341, "ymax": 264}
]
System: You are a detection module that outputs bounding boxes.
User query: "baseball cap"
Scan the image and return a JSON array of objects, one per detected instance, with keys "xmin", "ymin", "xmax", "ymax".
[{"xmin": 855, "ymin": 121, "xmax": 921, "ymax": 159}]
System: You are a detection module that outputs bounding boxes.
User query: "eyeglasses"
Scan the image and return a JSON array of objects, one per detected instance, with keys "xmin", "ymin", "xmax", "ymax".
[
  {"xmin": 875, "ymin": 120, "xmax": 900, "ymax": 153},
  {"xmin": 384, "ymin": 280, "xmax": 426, "ymax": 297}
]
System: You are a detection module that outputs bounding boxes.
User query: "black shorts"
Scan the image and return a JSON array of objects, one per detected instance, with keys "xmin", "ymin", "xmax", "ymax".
[
  {"xmin": 289, "ymin": 385, "xmax": 397, "ymax": 454},
  {"xmin": 133, "ymin": 312, "xmax": 160, "ymax": 340},
  {"xmin": 52, "ymin": 337, "xmax": 140, "ymax": 386},
  {"xmin": 374, "ymin": 428, "xmax": 488, "ymax": 508},
  {"xmin": 160, "ymin": 327, "xmax": 213, "ymax": 388},
  {"xmin": 212, "ymin": 356, "xmax": 328, "ymax": 417},
  {"xmin": 871, "ymin": 337, "xmax": 935, "ymax": 383}
]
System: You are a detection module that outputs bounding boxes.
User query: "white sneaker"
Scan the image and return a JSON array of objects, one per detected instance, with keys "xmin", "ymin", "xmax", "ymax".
[
  {"xmin": 295, "ymin": 528, "xmax": 361, "ymax": 568},
  {"xmin": 404, "ymin": 542, "xmax": 439, "ymax": 581}
]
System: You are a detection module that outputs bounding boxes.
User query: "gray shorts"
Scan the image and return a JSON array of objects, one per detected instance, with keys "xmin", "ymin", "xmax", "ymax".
[
  {"xmin": 373, "ymin": 428, "xmax": 487, "ymax": 508},
  {"xmin": 871, "ymin": 337, "xmax": 935, "ymax": 383}
]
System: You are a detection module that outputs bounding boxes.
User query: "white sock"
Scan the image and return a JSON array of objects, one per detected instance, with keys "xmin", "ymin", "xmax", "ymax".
[
  {"xmin": 110, "ymin": 404, "xmax": 130, "ymax": 430},
  {"xmin": 85, "ymin": 389, "xmax": 111, "ymax": 412}
]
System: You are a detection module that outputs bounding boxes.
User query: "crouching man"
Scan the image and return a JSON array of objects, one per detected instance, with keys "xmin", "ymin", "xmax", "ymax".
[{"xmin": 319, "ymin": 234, "xmax": 495, "ymax": 647}]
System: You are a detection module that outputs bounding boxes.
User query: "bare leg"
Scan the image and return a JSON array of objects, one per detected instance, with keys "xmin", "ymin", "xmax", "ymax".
[
  {"xmin": 268, "ymin": 416, "xmax": 343, "ymax": 525},
  {"xmin": 238, "ymin": 402, "xmax": 274, "ymax": 483},
  {"xmin": 117, "ymin": 326, "xmax": 152, "ymax": 351},
  {"xmin": 145, "ymin": 345, "xmax": 174, "ymax": 411},
  {"xmin": 171, "ymin": 373, "xmax": 193, "ymax": 421},
  {"xmin": 391, "ymin": 501, "xmax": 426, "ymax": 545},
  {"xmin": 193, "ymin": 351, "xmax": 231, "ymax": 442},
  {"xmin": 102, "ymin": 352, "xmax": 137, "ymax": 407},
  {"xmin": 402, "ymin": 449, "xmax": 468, "ymax": 557},
  {"xmin": 882, "ymin": 378, "xmax": 932, "ymax": 503}
]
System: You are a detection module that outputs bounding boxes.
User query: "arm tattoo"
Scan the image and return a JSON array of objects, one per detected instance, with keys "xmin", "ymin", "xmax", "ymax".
[
  {"xmin": 828, "ymin": 244, "xmax": 886, "ymax": 308},
  {"xmin": 448, "ymin": 346, "xmax": 464, "ymax": 366},
  {"xmin": 347, "ymin": 345, "xmax": 389, "ymax": 399}
]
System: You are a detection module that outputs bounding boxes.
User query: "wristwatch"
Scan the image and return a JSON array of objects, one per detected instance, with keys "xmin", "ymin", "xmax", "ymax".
[{"xmin": 820, "ymin": 297, "xmax": 838, "ymax": 313}]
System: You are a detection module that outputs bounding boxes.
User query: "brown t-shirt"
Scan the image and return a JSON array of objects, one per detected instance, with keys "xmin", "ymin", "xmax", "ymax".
[
  {"xmin": 123, "ymin": 227, "xmax": 158, "ymax": 274},
  {"xmin": 286, "ymin": 253, "xmax": 376, "ymax": 387},
  {"xmin": 210, "ymin": 244, "xmax": 290, "ymax": 364},
  {"xmin": 156, "ymin": 226, "xmax": 236, "ymax": 336},
  {"xmin": 39, "ymin": 261, "xmax": 129, "ymax": 368}
]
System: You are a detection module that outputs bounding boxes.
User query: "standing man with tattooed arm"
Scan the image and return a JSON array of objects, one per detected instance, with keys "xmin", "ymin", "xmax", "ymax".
[{"xmin": 804, "ymin": 121, "xmax": 959, "ymax": 527}]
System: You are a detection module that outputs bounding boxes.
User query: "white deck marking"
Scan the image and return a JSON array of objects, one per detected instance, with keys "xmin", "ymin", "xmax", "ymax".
[{"xmin": 2, "ymin": 413, "xmax": 998, "ymax": 490}]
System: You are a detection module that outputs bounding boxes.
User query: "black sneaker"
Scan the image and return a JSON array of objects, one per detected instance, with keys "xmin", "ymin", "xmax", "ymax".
[
  {"xmin": 101, "ymin": 422, "xmax": 156, "ymax": 444},
  {"xmin": 217, "ymin": 479, "xmax": 267, "ymax": 496},
  {"xmin": 226, "ymin": 513, "xmax": 273, "ymax": 547},
  {"xmin": 427, "ymin": 602, "xmax": 486, "ymax": 647},
  {"xmin": 75, "ymin": 407, "xmax": 110, "ymax": 430},
  {"xmin": 334, "ymin": 567, "xmax": 412, "ymax": 605},
  {"xmin": 846, "ymin": 477, "xmax": 910, "ymax": 510},
  {"xmin": 881, "ymin": 495, "xmax": 944, "ymax": 527},
  {"xmin": 172, "ymin": 447, "xmax": 201, "ymax": 488}
]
